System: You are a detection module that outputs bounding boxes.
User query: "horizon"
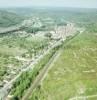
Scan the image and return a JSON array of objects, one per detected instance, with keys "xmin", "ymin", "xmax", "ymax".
[
  {"xmin": 0, "ymin": 6, "xmax": 97, "ymax": 9},
  {"xmin": 0, "ymin": 0, "xmax": 97, "ymax": 8}
]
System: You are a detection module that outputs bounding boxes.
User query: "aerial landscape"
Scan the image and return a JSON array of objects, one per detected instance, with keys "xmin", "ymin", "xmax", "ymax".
[{"xmin": 0, "ymin": 0, "xmax": 97, "ymax": 100}]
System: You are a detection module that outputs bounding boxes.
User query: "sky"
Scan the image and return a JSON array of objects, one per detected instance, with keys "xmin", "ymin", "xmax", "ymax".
[{"xmin": 0, "ymin": 0, "xmax": 97, "ymax": 8}]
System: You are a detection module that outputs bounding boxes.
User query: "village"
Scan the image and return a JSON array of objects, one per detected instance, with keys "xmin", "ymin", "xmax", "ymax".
[{"xmin": 0, "ymin": 16, "xmax": 77, "ymax": 100}]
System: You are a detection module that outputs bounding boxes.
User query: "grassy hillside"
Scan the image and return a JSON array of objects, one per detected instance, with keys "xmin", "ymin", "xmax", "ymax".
[
  {"xmin": 0, "ymin": 10, "xmax": 23, "ymax": 27},
  {"xmin": 29, "ymin": 31, "xmax": 97, "ymax": 100}
]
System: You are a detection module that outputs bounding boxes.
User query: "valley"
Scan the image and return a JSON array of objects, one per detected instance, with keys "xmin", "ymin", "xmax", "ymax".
[{"xmin": 0, "ymin": 7, "xmax": 97, "ymax": 100}]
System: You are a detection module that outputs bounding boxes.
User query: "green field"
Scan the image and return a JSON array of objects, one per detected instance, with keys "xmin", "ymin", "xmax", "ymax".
[{"xmin": 29, "ymin": 31, "xmax": 97, "ymax": 100}]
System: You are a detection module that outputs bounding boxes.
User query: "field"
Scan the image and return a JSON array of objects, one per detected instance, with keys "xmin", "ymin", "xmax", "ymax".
[{"xmin": 29, "ymin": 31, "xmax": 97, "ymax": 100}]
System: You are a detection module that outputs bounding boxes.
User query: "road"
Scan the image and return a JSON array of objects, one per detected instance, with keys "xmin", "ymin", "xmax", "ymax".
[
  {"xmin": 22, "ymin": 29, "xmax": 81, "ymax": 100},
  {"xmin": 0, "ymin": 39, "xmax": 62, "ymax": 100},
  {"xmin": 0, "ymin": 22, "xmax": 76, "ymax": 100},
  {"xmin": 22, "ymin": 48, "xmax": 62, "ymax": 100}
]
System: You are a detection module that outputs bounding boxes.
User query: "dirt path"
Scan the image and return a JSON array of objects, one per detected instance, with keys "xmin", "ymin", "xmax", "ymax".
[
  {"xmin": 22, "ymin": 49, "xmax": 62, "ymax": 100},
  {"xmin": 69, "ymin": 94, "xmax": 97, "ymax": 100}
]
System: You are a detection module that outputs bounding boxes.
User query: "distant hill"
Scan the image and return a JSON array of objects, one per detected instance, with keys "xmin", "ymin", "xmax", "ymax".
[{"xmin": 0, "ymin": 10, "xmax": 24, "ymax": 27}]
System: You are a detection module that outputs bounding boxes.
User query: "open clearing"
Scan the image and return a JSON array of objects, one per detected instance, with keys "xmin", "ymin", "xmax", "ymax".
[{"xmin": 29, "ymin": 32, "xmax": 97, "ymax": 100}]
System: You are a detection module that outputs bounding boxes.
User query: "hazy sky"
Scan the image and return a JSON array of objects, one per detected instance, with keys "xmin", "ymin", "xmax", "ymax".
[{"xmin": 0, "ymin": 0, "xmax": 97, "ymax": 8}]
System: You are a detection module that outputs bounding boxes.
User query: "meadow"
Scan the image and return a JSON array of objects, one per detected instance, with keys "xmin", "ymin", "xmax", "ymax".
[{"xmin": 29, "ymin": 31, "xmax": 97, "ymax": 100}]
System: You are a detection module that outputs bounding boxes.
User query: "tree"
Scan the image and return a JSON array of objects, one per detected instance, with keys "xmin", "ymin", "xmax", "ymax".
[{"xmin": 45, "ymin": 33, "xmax": 52, "ymax": 39}]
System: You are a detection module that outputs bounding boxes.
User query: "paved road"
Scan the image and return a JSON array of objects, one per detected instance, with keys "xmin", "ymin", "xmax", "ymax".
[
  {"xmin": 22, "ymin": 48, "xmax": 62, "ymax": 100},
  {"xmin": 22, "ymin": 29, "xmax": 81, "ymax": 100},
  {"xmin": 0, "ymin": 39, "xmax": 62, "ymax": 100}
]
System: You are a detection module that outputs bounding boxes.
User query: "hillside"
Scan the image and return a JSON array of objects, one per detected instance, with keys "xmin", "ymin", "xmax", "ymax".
[{"xmin": 0, "ymin": 10, "xmax": 23, "ymax": 27}]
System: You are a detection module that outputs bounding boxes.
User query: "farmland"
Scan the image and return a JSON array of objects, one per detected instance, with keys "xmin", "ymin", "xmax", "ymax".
[{"xmin": 29, "ymin": 31, "xmax": 97, "ymax": 100}]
